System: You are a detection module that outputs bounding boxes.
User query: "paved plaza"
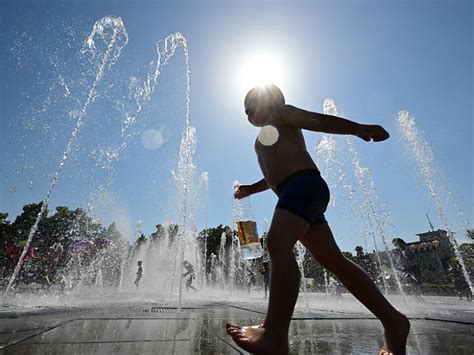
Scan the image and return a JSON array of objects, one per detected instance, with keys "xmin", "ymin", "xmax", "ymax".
[{"xmin": 0, "ymin": 292, "xmax": 473, "ymax": 354}]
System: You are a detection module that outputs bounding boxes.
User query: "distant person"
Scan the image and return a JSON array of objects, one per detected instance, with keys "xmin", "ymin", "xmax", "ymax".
[
  {"xmin": 19, "ymin": 244, "xmax": 44, "ymax": 284},
  {"xmin": 452, "ymin": 262, "xmax": 472, "ymax": 302},
  {"xmin": 328, "ymin": 276, "xmax": 342, "ymax": 297},
  {"xmin": 260, "ymin": 261, "xmax": 270, "ymax": 299},
  {"xmin": 24, "ymin": 245, "xmax": 41, "ymax": 263},
  {"xmin": 182, "ymin": 261, "xmax": 197, "ymax": 292},
  {"xmin": 247, "ymin": 265, "xmax": 257, "ymax": 294},
  {"xmin": 135, "ymin": 260, "xmax": 143, "ymax": 289},
  {"xmin": 43, "ymin": 243, "xmax": 64, "ymax": 286},
  {"xmin": 392, "ymin": 238, "xmax": 423, "ymax": 299},
  {"xmin": 226, "ymin": 84, "xmax": 409, "ymax": 355}
]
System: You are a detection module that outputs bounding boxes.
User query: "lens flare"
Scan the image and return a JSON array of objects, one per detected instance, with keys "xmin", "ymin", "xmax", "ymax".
[
  {"xmin": 141, "ymin": 129, "xmax": 164, "ymax": 150},
  {"xmin": 258, "ymin": 125, "xmax": 279, "ymax": 146}
]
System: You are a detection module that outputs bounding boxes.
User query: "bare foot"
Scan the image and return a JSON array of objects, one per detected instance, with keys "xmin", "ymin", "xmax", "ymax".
[
  {"xmin": 226, "ymin": 323, "xmax": 288, "ymax": 354},
  {"xmin": 382, "ymin": 313, "xmax": 410, "ymax": 355},
  {"xmin": 225, "ymin": 322, "xmax": 263, "ymax": 336}
]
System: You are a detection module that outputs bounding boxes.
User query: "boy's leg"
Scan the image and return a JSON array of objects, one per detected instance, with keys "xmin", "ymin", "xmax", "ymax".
[
  {"xmin": 263, "ymin": 209, "xmax": 310, "ymax": 334},
  {"xmin": 300, "ymin": 223, "xmax": 410, "ymax": 355},
  {"xmin": 228, "ymin": 208, "xmax": 309, "ymax": 354}
]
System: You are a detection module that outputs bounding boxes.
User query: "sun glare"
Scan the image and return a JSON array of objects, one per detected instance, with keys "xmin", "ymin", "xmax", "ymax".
[{"xmin": 239, "ymin": 52, "xmax": 285, "ymax": 94}]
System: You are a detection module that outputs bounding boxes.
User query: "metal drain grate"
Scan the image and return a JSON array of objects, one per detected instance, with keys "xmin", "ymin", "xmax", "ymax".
[{"xmin": 149, "ymin": 307, "xmax": 200, "ymax": 313}]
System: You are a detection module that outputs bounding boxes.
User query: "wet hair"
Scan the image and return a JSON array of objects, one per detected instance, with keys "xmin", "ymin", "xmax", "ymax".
[{"xmin": 245, "ymin": 84, "xmax": 285, "ymax": 108}]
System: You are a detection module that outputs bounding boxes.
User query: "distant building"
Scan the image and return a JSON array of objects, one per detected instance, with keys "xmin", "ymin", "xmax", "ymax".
[{"xmin": 392, "ymin": 229, "xmax": 455, "ymax": 284}]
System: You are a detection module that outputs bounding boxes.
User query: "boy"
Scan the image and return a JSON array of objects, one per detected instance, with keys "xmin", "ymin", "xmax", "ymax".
[
  {"xmin": 135, "ymin": 260, "xmax": 143, "ymax": 289},
  {"xmin": 226, "ymin": 84, "xmax": 410, "ymax": 354}
]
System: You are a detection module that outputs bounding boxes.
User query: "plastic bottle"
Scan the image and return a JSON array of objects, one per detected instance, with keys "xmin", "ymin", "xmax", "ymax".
[{"xmin": 232, "ymin": 181, "xmax": 263, "ymax": 260}]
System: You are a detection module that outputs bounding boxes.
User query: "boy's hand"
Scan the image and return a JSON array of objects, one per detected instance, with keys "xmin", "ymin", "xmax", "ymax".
[
  {"xmin": 356, "ymin": 124, "xmax": 390, "ymax": 142},
  {"xmin": 234, "ymin": 185, "xmax": 253, "ymax": 199}
]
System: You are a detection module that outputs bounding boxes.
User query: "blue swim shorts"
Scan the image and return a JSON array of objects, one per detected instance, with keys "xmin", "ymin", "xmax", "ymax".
[{"xmin": 275, "ymin": 169, "xmax": 330, "ymax": 224}]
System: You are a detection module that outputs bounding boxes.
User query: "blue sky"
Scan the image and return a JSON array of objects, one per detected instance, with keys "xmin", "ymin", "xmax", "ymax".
[{"xmin": 0, "ymin": 0, "xmax": 472, "ymax": 252}]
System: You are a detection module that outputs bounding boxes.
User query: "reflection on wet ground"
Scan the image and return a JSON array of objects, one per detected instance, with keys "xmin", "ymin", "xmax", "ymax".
[{"xmin": 0, "ymin": 295, "xmax": 473, "ymax": 354}]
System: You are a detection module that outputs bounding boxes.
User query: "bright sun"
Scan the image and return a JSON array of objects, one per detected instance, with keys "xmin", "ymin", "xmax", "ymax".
[{"xmin": 239, "ymin": 51, "xmax": 285, "ymax": 94}]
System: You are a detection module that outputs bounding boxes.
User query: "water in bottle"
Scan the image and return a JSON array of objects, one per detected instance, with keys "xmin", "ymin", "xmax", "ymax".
[{"xmin": 233, "ymin": 181, "xmax": 263, "ymax": 260}]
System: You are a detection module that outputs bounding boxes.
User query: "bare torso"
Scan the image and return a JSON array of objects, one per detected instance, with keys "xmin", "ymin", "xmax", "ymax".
[{"xmin": 255, "ymin": 110, "xmax": 318, "ymax": 192}]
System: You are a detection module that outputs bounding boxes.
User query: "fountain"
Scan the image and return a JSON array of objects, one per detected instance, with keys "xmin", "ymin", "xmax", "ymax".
[
  {"xmin": 316, "ymin": 100, "xmax": 397, "ymax": 295},
  {"xmin": 2, "ymin": 24, "xmax": 471, "ymax": 304},
  {"xmin": 1, "ymin": 15, "xmax": 202, "ymax": 304},
  {"xmin": 3, "ymin": 16, "xmax": 129, "ymax": 298},
  {"xmin": 218, "ymin": 232, "xmax": 227, "ymax": 289},
  {"xmin": 198, "ymin": 172, "xmax": 209, "ymax": 287},
  {"xmin": 397, "ymin": 111, "xmax": 473, "ymax": 294},
  {"xmin": 1, "ymin": 10, "xmax": 472, "ymax": 354},
  {"xmin": 0, "ymin": 7, "xmax": 471, "ymax": 326}
]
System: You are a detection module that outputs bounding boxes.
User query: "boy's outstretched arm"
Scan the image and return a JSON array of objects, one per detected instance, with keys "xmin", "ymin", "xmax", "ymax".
[
  {"xmin": 279, "ymin": 105, "xmax": 389, "ymax": 142},
  {"xmin": 234, "ymin": 178, "xmax": 269, "ymax": 199}
]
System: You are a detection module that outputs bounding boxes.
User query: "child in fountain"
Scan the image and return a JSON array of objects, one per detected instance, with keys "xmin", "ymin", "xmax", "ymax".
[
  {"xmin": 43, "ymin": 242, "xmax": 64, "ymax": 286},
  {"xmin": 226, "ymin": 84, "xmax": 410, "ymax": 355},
  {"xmin": 135, "ymin": 261, "xmax": 143, "ymax": 289},
  {"xmin": 182, "ymin": 261, "xmax": 197, "ymax": 292}
]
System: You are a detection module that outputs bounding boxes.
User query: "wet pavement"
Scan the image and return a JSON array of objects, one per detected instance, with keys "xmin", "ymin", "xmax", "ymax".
[{"xmin": 0, "ymin": 294, "xmax": 473, "ymax": 354}]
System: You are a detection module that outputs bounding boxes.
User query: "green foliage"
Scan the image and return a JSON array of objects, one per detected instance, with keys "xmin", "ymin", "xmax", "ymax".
[
  {"xmin": 141, "ymin": 223, "xmax": 179, "ymax": 251},
  {"xmin": 0, "ymin": 212, "xmax": 9, "ymax": 224},
  {"xmin": 303, "ymin": 253, "xmax": 326, "ymax": 290},
  {"xmin": 149, "ymin": 224, "xmax": 166, "ymax": 243},
  {"xmin": 17, "ymin": 240, "xmax": 28, "ymax": 248},
  {"xmin": 302, "ymin": 246, "xmax": 382, "ymax": 291},
  {"xmin": 134, "ymin": 234, "xmax": 147, "ymax": 248},
  {"xmin": 460, "ymin": 242, "xmax": 474, "ymax": 258},
  {"xmin": 34, "ymin": 206, "xmax": 103, "ymax": 259},
  {"xmin": 467, "ymin": 229, "xmax": 474, "ymax": 240},
  {"xmin": 0, "ymin": 212, "xmax": 12, "ymax": 253},
  {"xmin": 196, "ymin": 224, "xmax": 239, "ymax": 281},
  {"xmin": 3, "ymin": 201, "xmax": 472, "ymax": 292},
  {"xmin": 342, "ymin": 251, "xmax": 354, "ymax": 261},
  {"xmin": 104, "ymin": 223, "xmax": 124, "ymax": 242},
  {"xmin": 459, "ymin": 243, "xmax": 474, "ymax": 275},
  {"xmin": 0, "ymin": 202, "xmax": 129, "ymax": 286},
  {"xmin": 197, "ymin": 224, "xmax": 234, "ymax": 262},
  {"xmin": 11, "ymin": 202, "xmax": 47, "ymax": 244}
]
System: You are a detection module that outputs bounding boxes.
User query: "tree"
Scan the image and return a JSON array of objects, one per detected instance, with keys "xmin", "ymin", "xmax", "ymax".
[
  {"xmin": 0, "ymin": 212, "xmax": 12, "ymax": 252},
  {"xmin": 303, "ymin": 253, "xmax": 326, "ymax": 290},
  {"xmin": 197, "ymin": 224, "xmax": 235, "ymax": 276},
  {"xmin": 459, "ymin": 243, "xmax": 474, "ymax": 277},
  {"xmin": 467, "ymin": 229, "xmax": 474, "ymax": 240},
  {"xmin": 37, "ymin": 206, "xmax": 103, "ymax": 258},
  {"xmin": 97, "ymin": 223, "xmax": 128, "ymax": 287},
  {"xmin": 133, "ymin": 233, "xmax": 147, "ymax": 251},
  {"xmin": 198, "ymin": 225, "xmax": 233, "ymax": 260},
  {"xmin": 36, "ymin": 206, "xmax": 77, "ymax": 254},
  {"xmin": 149, "ymin": 224, "xmax": 166, "ymax": 243},
  {"xmin": 104, "ymin": 223, "xmax": 124, "ymax": 243},
  {"xmin": 11, "ymin": 202, "xmax": 48, "ymax": 244},
  {"xmin": 352, "ymin": 246, "xmax": 380, "ymax": 282}
]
